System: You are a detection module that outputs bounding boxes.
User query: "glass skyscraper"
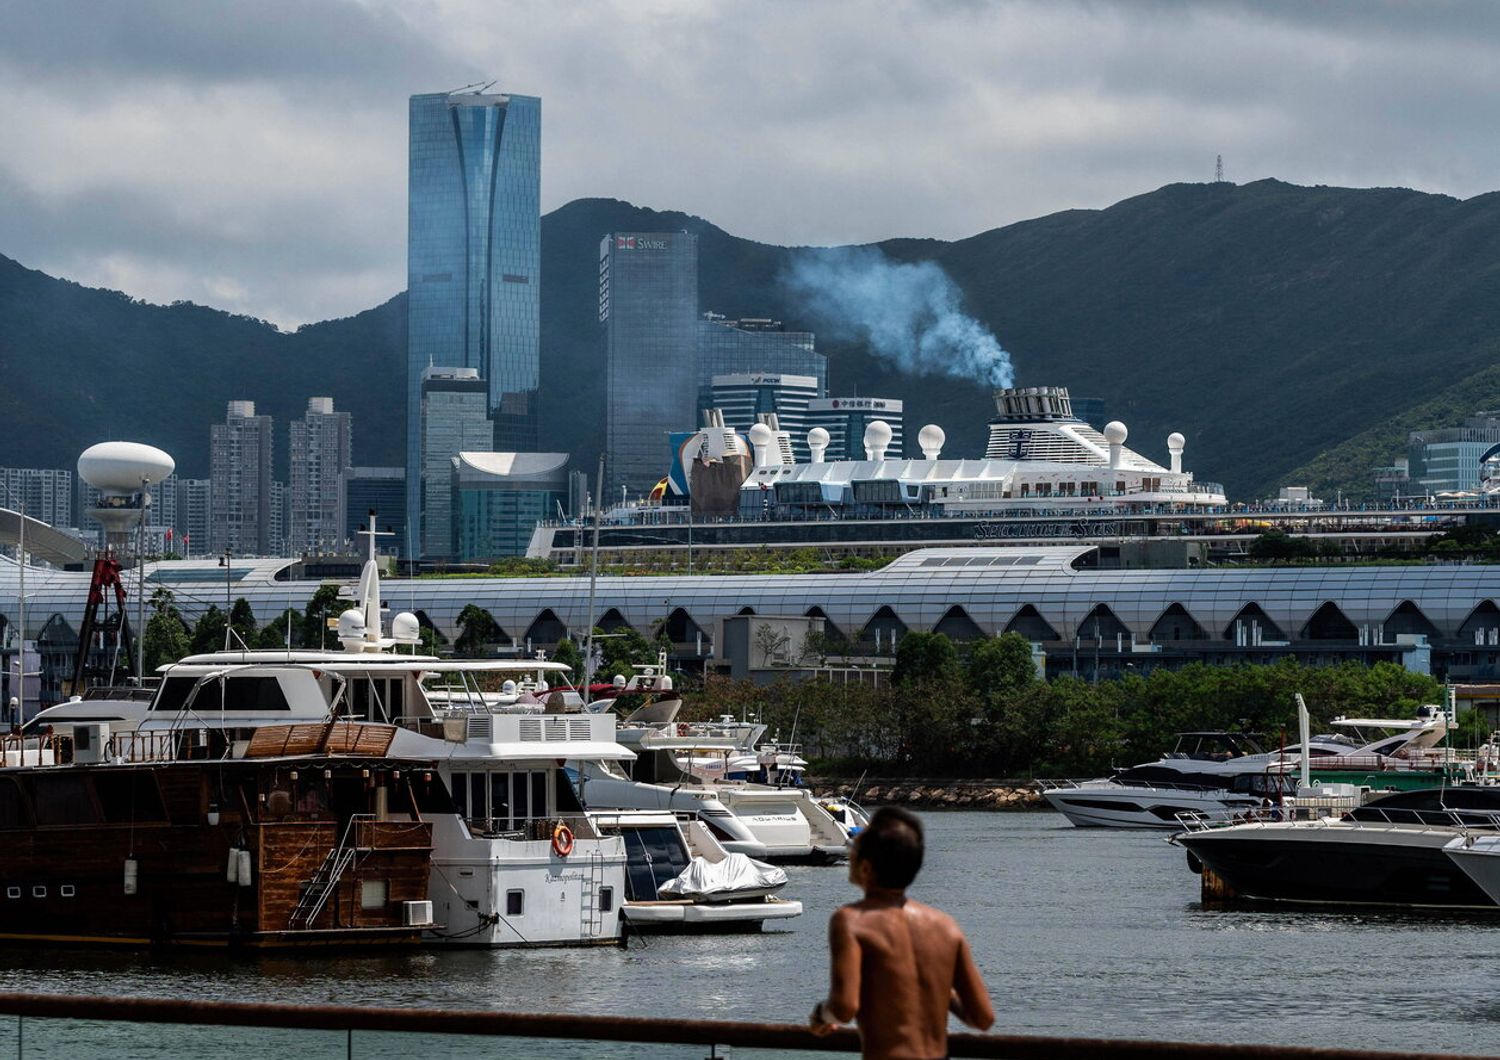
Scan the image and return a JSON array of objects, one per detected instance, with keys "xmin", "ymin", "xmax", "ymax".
[
  {"xmin": 420, "ymin": 367, "xmax": 491, "ymax": 559},
  {"xmin": 407, "ymin": 89, "xmax": 541, "ymax": 555},
  {"xmin": 599, "ymin": 232, "xmax": 699, "ymax": 498},
  {"xmin": 696, "ymin": 316, "xmax": 824, "ymax": 399}
]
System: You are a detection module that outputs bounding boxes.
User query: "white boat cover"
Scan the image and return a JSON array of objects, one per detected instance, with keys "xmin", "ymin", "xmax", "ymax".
[{"xmin": 657, "ymin": 853, "xmax": 787, "ymax": 899}]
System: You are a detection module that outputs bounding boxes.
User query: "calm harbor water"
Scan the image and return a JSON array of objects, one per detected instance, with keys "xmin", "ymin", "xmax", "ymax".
[{"xmin": 0, "ymin": 811, "xmax": 1497, "ymax": 1057}]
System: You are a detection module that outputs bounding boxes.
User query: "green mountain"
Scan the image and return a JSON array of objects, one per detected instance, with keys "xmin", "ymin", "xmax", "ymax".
[{"xmin": 5, "ymin": 179, "xmax": 1500, "ymax": 497}]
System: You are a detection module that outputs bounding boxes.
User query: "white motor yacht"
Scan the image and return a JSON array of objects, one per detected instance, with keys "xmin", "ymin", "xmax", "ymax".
[
  {"xmin": 1042, "ymin": 713, "xmax": 1461, "ymax": 829},
  {"xmin": 34, "ymin": 516, "xmax": 636, "ymax": 948},
  {"xmin": 583, "ymin": 722, "xmax": 851, "ymax": 862},
  {"xmin": 588, "ymin": 810, "xmax": 802, "ymax": 931}
]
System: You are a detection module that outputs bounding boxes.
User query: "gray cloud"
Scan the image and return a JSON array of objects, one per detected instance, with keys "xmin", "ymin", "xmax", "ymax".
[{"xmin": 2, "ymin": 0, "xmax": 1499, "ymax": 327}]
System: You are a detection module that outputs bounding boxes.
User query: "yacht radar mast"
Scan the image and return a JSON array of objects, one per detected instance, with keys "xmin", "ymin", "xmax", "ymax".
[{"xmin": 337, "ymin": 512, "xmax": 421, "ymax": 653}]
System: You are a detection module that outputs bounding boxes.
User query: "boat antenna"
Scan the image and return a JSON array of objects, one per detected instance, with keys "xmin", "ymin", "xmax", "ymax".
[
  {"xmin": 782, "ymin": 705, "xmax": 803, "ymax": 788},
  {"xmin": 1294, "ymin": 693, "xmax": 1311, "ymax": 791},
  {"xmin": 582, "ymin": 453, "xmax": 604, "ymax": 707}
]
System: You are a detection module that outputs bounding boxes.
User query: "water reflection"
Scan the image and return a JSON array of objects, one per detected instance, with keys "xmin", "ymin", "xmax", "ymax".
[{"xmin": 0, "ymin": 813, "xmax": 1493, "ymax": 1056}]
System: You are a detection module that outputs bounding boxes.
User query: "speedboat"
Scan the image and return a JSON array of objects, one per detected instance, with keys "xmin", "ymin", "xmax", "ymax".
[
  {"xmin": 588, "ymin": 810, "xmax": 802, "ymax": 931},
  {"xmin": 1173, "ymin": 787, "xmax": 1500, "ymax": 909}
]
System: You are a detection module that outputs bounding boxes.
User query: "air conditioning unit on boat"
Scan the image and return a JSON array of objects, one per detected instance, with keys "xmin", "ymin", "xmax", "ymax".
[
  {"xmin": 402, "ymin": 900, "xmax": 434, "ymax": 927},
  {"xmin": 73, "ymin": 722, "xmax": 110, "ymax": 764}
]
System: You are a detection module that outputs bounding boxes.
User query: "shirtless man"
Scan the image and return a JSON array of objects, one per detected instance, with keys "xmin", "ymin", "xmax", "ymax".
[{"xmin": 810, "ymin": 806, "xmax": 994, "ymax": 1059}]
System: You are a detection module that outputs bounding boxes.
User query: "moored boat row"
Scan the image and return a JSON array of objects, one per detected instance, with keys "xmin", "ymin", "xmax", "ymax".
[{"xmin": 0, "ymin": 518, "xmax": 846, "ymax": 950}]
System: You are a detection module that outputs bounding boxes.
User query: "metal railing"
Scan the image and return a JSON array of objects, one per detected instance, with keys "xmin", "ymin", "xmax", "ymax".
[
  {"xmin": 1175, "ymin": 805, "xmax": 1500, "ymax": 834},
  {"xmin": 0, "ymin": 992, "xmax": 1474, "ymax": 1059},
  {"xmin": 0, "ymin": 732, "xmax": 69, "ymax": 767}
]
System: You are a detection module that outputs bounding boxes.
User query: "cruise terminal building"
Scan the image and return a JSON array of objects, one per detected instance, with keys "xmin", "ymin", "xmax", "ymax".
[{"xmin": 6, "ymin": 545, "xmax": 1500, "ymax": 695}]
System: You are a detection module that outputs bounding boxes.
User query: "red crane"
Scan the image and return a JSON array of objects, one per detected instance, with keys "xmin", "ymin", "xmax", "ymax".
[{"xmin": 69, "ymin": 553, "xmax": 136, "ymax": 695}]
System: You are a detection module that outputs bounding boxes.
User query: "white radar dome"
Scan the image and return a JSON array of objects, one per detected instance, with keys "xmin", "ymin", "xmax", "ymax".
[
  {"xmin": 77, "ymin": 442, "xmax": 175, "ymax": 494},
  {"xmin": 390, "ymin": 612, "xmax": 421, "ymax": 644},
  {"xmin": 336, "ymin": 608, "xmax": 367, "ymax": 644},
  {"xmin": 863, "ymin": 419, "xmax": 894, "ymax": 449},
  {"xmin": 1102, "ymin": 421, "xmax": 1129, "ymax": 445},
  {"xmin": 807, "ymin": 427, "xmax": 830, "ymax": 447},
  {"xmin": 747, "ymin": 422, "xmax": 775, "ymax": 446},
  {"xmin": 1167, "ymin": 432, "xmax": 1186, "ymax": 451},
  {"xmin": 918, "ymin": 424, "xmax": 946, "ymax": 459}
]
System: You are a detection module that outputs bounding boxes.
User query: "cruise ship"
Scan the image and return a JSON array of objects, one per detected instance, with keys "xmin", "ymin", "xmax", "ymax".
[{"xmin": 528, "ymin": 386, "xmax": 1227, "ymax": 561}]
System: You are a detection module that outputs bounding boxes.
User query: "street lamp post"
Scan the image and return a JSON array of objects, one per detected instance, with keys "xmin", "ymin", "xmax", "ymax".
[
  {"xmin": 218, "ymin": 550, "xmax": 232, "ymax": 650},
  {"xmin": 136, "ymin": 477, "xmax": 148, "ymax": 684},
  {"xmin": 2, "ymin": 481, "xmax": 25, "ymax": 727}
]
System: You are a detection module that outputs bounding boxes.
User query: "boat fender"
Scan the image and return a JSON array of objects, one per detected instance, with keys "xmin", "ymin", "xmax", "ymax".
[{"xmin": 551, "ymin": 822, "xmax": 575, "ymax": 858}]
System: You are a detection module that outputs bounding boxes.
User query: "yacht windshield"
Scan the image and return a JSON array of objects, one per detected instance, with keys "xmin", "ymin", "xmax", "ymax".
[{"xmin": 620, "ymin": 827, "xmax": 691, "ymax": 901}]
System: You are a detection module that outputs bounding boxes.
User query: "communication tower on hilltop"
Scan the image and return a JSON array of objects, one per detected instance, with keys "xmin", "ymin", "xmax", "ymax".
[{"xmin": 1215, "ymin": 155, "xmax": 1224, "ymax": 183}]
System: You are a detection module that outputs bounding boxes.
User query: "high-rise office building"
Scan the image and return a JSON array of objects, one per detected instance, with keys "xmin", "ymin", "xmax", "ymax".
[
  {"xmin": 421, "ymin": 367, "xmax": 491, "ymax": 558},
  {"xmin": 806, "ymin": 397, "xmax": 905, "ymax": 461},
  {"xmin": 209, "ymin": 400, "xmax": 274, "ymax": 555},
  {"xmin": 600, "ymin": 232, "xmax": 699, "ymax": 497},
  {"xmin": 1, "ymin": 468, "xmax": 72, "ymax": 529},
  {"xmin": 706, "ymin": 374, "xmax": 820, "ymax": 462},
  {"xmin": 697, "ymin": 315, "xmax": 824, "ymax": 399},
  {"xmin": 407, "ymin": 88, "xmax": 541, "ymax": 551},
  {"xmin": 288, "ymin": 397, "xmax": 353, "ymax": 554},
  {"xmin": 175, "ymin": 478, "xmax": 211, "ymax": 557},
  {"xmin": 342, "ymin": 467, "xmax": 406, "ymax": 548}
]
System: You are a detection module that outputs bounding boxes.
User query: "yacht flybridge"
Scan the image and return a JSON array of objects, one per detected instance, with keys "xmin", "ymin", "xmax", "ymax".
[{"xmin": 10, "ymin": 516, "xmax": 634, "ymax": 949}]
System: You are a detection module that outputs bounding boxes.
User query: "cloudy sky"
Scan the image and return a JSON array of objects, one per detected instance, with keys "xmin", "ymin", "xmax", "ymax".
[{"xmin": 2, "ymin": 0, "xmax": 1498, "ymax": 328}]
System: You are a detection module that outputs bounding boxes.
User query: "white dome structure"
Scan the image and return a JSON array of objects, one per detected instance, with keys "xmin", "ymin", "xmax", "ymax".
[
  {"xmin": 748, "ymin": 422, "xmax": 776, "ymax": 468},
  {"xmin": 863, "ymin": 419, "xmax": 894, "ymax": 460},
  {"xmin": 918, "ymin": 424, "xmax": 946, "ymax": 460},
  {"xmin": 78, "ymin": 441, "xmax": 175, "ymax": 534},
  {"xmin": 1103, "ymin": 421, "xmax": 1128, "ymax": 471},
  {"xmin": 1167, "ymin": 432, "xmax": 1186, "ymax": 474},
  {"xmin": 77, "ymin": 442, "xmax": 174, "ymax": 494},
  {"xmin": 807, "ymin": 426, "xmax": 830, "ymax": 464}
]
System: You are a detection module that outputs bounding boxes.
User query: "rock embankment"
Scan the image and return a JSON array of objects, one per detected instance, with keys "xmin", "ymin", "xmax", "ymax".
[{"xmin": 812, "ymin": 778, "xmax": 1045, "ymax": 810}]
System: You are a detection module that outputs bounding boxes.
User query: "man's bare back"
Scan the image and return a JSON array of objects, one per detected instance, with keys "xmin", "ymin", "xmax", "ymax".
[{"xmin": 811, "ymin": 808, "xmax": 993, "ymax": 1060}]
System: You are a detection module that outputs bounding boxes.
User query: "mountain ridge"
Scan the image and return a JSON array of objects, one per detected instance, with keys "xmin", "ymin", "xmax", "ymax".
[{"xmin": 5, "ymin": 179, "xmax": 1500, "ymax": 498}]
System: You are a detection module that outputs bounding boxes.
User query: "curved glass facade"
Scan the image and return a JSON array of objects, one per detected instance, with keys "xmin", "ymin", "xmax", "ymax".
[{"xmin": 407, "ymin": 90, "xmax": 541, "ymax": 556}]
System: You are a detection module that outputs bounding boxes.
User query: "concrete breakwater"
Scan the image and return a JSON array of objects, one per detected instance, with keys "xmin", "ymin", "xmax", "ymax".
[{"xmin": 812, "ymin": 777, "xmax": 1045, "ymax": 810}]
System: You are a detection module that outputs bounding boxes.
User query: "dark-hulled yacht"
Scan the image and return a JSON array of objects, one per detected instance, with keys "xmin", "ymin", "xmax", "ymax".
[{"xmin": 1173, "ymin": 787, "xmax": 1500, "ymax": 909}]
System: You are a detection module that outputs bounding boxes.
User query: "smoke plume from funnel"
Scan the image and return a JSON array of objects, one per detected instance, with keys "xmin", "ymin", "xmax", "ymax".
[{"xmin": 781, "ymin": 247, "xmax": 1014, "ymax": 388}]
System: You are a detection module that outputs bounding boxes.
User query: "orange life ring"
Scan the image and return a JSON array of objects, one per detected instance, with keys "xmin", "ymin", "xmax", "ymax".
[{"xmin": 551, "ymin": 822, "xmax": 575, "ymax": 858}]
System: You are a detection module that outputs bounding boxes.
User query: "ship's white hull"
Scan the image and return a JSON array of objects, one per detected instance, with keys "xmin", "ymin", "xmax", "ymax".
[
  {"xmin": 1042, "ymin": 781, "xmax": 1260, "ymax": 829},
  {"xmin": 426, "ymin": 817, "xmax": 627, "ymax": 947}
]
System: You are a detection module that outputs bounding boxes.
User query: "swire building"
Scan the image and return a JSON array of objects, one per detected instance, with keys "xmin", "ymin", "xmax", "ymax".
[
  {"xmin": 599, "ymin": 232, "xmax": 699, "ymax": 498},
  {"xmin": 406, "ymin": 88, "xmax": 541, "ymax": 556}
]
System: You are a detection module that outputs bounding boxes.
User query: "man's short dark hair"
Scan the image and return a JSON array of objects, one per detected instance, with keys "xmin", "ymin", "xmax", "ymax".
[{"xmin": 856, "ymin": 806, "xmax": 924, "ymax": 888}]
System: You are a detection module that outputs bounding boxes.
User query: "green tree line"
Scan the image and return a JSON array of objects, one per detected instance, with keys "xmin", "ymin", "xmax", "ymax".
[{"xmin": 681, "ymin": 631, "xmax": 1446, "ymax": 778}]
